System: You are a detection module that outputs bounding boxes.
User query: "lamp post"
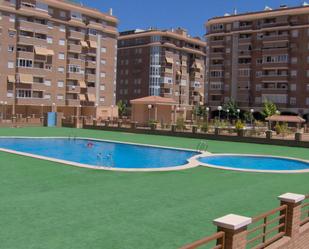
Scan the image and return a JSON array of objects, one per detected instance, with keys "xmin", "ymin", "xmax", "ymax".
[
  {"xmin": 0, "ymin": 101, "xmax": 3, "ymax": 120},
  {"xmin": 52, "ymin": 103, "xmax": 56, "ymax": 113},
  {"xmin": 148, "ymin": 104, "xmax": 152, "ymax": 121},
  {"xmin": 4, "ymin": 101, "xmax": 7, "ymax": 120},
  {"xmin": 237, "ymin": 109, "xmax": 240, "ymax": 120},
  {"xmin": 276, "ymin": 110, "xmax": 280, "ymax": 115},
  {"xmin": 111, "ymin": 104, "xmax": 114, "ymax": 121},
  {"xmin": 217, "ymin": 106, "xmax": 222, "ymax": 121},
  {"xmin": 206, "ymin": 107, "xmax": 210, "ymax": 128},
  {"xmin": 226, "ymin": 109, "xmax": 230, "ymax": 122},
  {"xmin": 250, "ymin": 108, "xmax": 254, "ymax": 127},
  {"xmin": 40, "ymin": 104, "xmax": 44, "ymax": 118}
]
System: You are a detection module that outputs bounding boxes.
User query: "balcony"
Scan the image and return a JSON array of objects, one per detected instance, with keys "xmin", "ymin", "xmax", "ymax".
[
  {"xmin": 66, "ymin": 85, "xmax": 81, "ymax": 93},
  {"xmin": 67, "ymin": 73, "xmax": 84, "ymax": 81},
  {"xmin": 18, "ymin": 35, "xmax": 46, "ymax": 46},
  {"xmin": 68, "ymin": 44, "xmax": 82, "ymax": 53},
  {"xmin": 17, "ymin": 51, "xmax": 34, "ymax": 59},
  {"xmin": 68, "ymin": 30, "xmax": 85, "ymax": 40},
  {"xmin": 66, "ymin": 99, "xmax": 80, "ymax": 106},
  {"xmin": 16, "ymin": 97, "xmax": 49, "ymax": 106},
  {"xmin": 19, "ymin": 21, "xmax": 47, "ymax": 34},
  {"xmin": 86, "ymin": 61, "xmax": 96, "ymax": 68},
  {"xmin": 262, "ymin": 34, "xmax": 289, "ymax": 42},
  {"xmin": 67, "ymin": 58, "xmax": 84, "ymax": 66},
  {"xmin": 86, "ymin": 74, "xmax": 96, "ymax": 82}
]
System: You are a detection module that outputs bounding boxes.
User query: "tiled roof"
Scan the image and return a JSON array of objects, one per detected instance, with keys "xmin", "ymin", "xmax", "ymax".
[
  {"xmin": 266, "ymin": 115, "xmax": 306, "ymax": 123},
  {"xmin": 130, "ymin": 96, "xmax": 177, "ymax": 105}
]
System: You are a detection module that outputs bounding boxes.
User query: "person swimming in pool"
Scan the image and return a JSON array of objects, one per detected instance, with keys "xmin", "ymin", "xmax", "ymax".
[{"xmin": 87, "ymin": 142, "xmax": 94, "ymax": 148}]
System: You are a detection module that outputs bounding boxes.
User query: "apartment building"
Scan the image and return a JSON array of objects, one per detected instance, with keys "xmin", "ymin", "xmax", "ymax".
[
  {"xmin": 206, "ymin": 4, "xmax": 309, "ymax": 119},
  {"xmin": 117, "ymin": 28, "xmax": 206, "ymax": 118},
  {"xmin": 0, "ymin": 0, "xmax": 118, "ymax": 120}
]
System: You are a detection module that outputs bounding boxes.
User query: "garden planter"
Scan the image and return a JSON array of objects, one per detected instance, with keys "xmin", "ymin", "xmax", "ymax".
[{"xmin": 295, "ymin": 132, "xmax": 303, "ymax": 142}]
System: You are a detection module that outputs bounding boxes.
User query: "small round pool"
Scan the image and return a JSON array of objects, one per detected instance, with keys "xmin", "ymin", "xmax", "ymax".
[{"xmin": 198, "ymin": 155, "xmax": 309, "ymax": 172}]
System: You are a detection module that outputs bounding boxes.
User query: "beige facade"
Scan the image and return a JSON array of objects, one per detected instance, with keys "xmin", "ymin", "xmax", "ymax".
[
  {"xmin": 0, "ymin": 0, "xmax": 118, "ymax": 120},
  {"xmin": 206, "ymin": 4, "xmax": 309, "ymax": 119},
  {"xmin": 117, "ymin": 28, "xmax": 206, "ymax": 118}
]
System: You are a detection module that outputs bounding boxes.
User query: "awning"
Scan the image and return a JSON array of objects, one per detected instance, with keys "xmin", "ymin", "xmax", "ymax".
[
  {"xmin": 34, "ymin": 46, "xmax": 54, "ymax": 56},
  {"xmin": 79, "ymin": 81, "xmax": 87, "ymax": 88},
  {"xmin": 165, "ymin": 57, "xmax": 174, "ymax": 64},
  {"xmin": 79, "ymin": 94, "xmax": 86, "ymax": 101},
  {"xmin": 87, "ymin": 94, "xmax": 96, "ymax": 102},
  {"xmin": 7, "ymin": 75, "xmax": 15, "ymax": 83},
  {"xmin": 89, "ymin": 41, "xmax": 97, "ymax": 49},
  {"xmin": 176, "ymin": 70, "xmax": 181, "ymax": 75},
  {"xmin": 80, "ymin": 41, "xmax": 88, "ymax": 48},
  {"xmin": 19, "ymin": 74, "xmax": 33, "ymax": 84},
  {"xmin": 266, "ymin": 115, "xmax": 306, "ymax": 123}
]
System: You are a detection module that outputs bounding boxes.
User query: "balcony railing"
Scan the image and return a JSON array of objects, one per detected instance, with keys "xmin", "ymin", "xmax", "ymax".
[{"xmin": 300, "ymin": 194, "xmax": 309, "ymax": 227}]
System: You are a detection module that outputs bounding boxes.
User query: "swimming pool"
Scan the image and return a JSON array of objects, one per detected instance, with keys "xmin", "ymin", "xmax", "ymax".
[
  {"xmin": 0, "ymin": 137, "xmax": 200, "ymax": 171},
  {"xmin": 198, "ymin": 155, "xmax": 309, "ymax": 173}
]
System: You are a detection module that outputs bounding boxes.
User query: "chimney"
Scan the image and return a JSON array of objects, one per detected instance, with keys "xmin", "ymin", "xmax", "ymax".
[{"xmin": 109, "ymin": 8, "xmax": 113, "ymax": 16}]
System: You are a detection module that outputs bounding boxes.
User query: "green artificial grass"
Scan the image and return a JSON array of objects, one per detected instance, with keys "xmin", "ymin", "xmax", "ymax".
[{"xmin": 0, "ymin": 127, "xmax": 308, "ymax": 249}]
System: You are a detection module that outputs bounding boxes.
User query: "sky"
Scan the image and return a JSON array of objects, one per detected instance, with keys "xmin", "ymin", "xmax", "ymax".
[{"xmin": 83, "ymin": 0, "xmax": 304, "ymax": 37}]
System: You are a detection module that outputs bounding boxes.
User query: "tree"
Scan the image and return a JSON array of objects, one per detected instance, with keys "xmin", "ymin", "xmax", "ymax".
[
  {"xmin": 262, "ymin": 100, "xmax": 278, "ymax": 118},
  {"xmin": 223, "ymin": 100, "xmax": 239, "ymax": 119},
  {"xmin": 117, "ymin": 100, "xmax": 127, "ymax": 118}
]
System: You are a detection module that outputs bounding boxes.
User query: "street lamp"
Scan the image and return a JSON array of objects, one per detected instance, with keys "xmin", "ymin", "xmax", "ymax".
[
  {"xmin": 226, "ymin": 109, "xmax": 230, "ymax": 122},
  {"xmin": 111, "ymin": 104, "xmax": 114, "ymax": 121},
  {"xmin": 0, "ymin": 101, "xmax": 3, "ymax": 120},
  {"xmin": 237, "ymin": 109, "xmax": 240, "ymax": 120},
  {"xmin": 206, "ymin": 107, "xmax": 210, "ymax": 128},
  {"xmin": 40, "ymin": 104, "xmax": 44, "ymax": 118},
  {"xmin": 4, "ymin": 101, "xmax": 7, "ymax": 120},
  {"xmin": 52, "ymin": 102, "xmax": 56, "ymax": 113},
  {"xmin": 250, "ymin": 108, "xmax": 254, "ymax": 127},
  {"xmin": 217, "ymin": 106, "xmax": 222, "ymax": 121},
  {"xmin": 148, "ymin": 104, "xmax": 152, "ymax": 121},
  {"xmin": 275, "ymin": 110, "xmax": 280, "ymax": 115}
]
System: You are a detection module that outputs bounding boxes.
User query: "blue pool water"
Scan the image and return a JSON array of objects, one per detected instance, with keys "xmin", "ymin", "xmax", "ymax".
[
  {"xmin": 0, "ymin": 138, "xmax": 198, "ymax": 169},
  {"xmin": 198, "ymin": 155, "xmax": 309, "ymax": 171}
]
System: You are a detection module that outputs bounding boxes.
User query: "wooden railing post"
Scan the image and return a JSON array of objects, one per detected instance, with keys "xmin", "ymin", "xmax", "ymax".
[
  {"xmin": 278, "ymin": 193, "xmax": 305, "ymax": 238},
  {"xmin": 213, "ymin": 214, "xmax": 252, "ymax": 249}
]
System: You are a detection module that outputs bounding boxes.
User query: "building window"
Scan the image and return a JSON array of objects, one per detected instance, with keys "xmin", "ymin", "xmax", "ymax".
[
  {"xmin": 8, "ymin": 30, "xmax": 16, "ymax": 38},
  {"xmin": 17, "ymin": 59, "xmax": 32, "ymax": 68},
  {"xmin": 8, "ymin": 61, "xmax": 14, "ymax": 68},
  {"xmin": 88, "ymin": 29, "xmax": 97, "ymax": 36},
  {"xmin": 58, "ymin": 67, "xmax": 65, "ymax": 73},
  {"xmin": 44, "ymin": 80, "xmax": 51, "ymax": 86},
  {"xmin": 47, "ymin": 37, "xmax": 53, "ymax": 44},
  {"xmin": 36, "ymin": 2, "xmax": 48, "ymax": 12},
  {"xmin": 57, "ymin": 95, "xmax": 64, "ymax": 100},
  {"xmin": 68, "ymin": 65, "xmax": 81, "ymax": 73},
  {"xmin": 59, "ymin": 11, "xmax": 66, "ymax": 18},
  {"xmin": 290, "ymin": 97, "xmax": 296, "ymax": 105},
  {"xmin": 9, "ymin": 14, "xmax": 15, "ymax": 22},
  {"xmin": 44, "ymin": 94, "xmax": 51, "ymax": 99},
  {"xmin": 291, "ymin": 57, "xmax": 298, "ymax": 64},
  {"xmin": 59, "ymin": 39, "xmax": 65, "ymax": 46},
  {"xmin": 292, "ymin": 30, "xmax": 299, "ymax": 37},
  {"xmin": 8, "ymin": 45, "xmax": 14, "ymax": 52},
  {"xmin": 47, "ymin": 21, "xmax": 53, "ymax": 29},
  {"xmin": 57, "ymin": 81, "xmax": 64, "ymax": 87},
  {"xmin": 101, "ymin": 59, "xmax": 106, "ymax": 65},
  {"xmin": 100, "ymin": 72, "xmax": 106, "ymax": 78},
  {"xmin": 71, "ymin": 11, "xmax": 81, "ymax": 20},
  {"xmin": 290, "ymin": 84, "xmax": 296, "ymax": 91},
  {"xmin": 58, "ymin": 53, "xmax": 65, "ymax": 60},
  {"xmin": 100, "ymin": 85, "xmax": 105, "ymax": 91},
  {"xmin": 59, "ymin": 25, "xmax": 65, "ymax": 32},
  {"xmin": 101, "ymin": 47, "xmax": 106, "ymax": 53},
  {"xmin": 100, "ymin": 97, "xmax": 105, "ymax": 102},
  {"xmin": 291, "ymin": 70, "xmax": 297, "ymax": 77}
]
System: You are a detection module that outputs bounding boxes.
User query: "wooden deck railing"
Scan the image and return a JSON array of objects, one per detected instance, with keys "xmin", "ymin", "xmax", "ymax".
[
  {"xmin": 246, "ymin": 205, "xmax": 287, "ymax": 249},
  {"xmin": 300, "ymin": 194, "xmax": 309, "ymax": 226},
  {"xmin": 179, "ymin": 231, "xmax": 225, "ymax": 249}
]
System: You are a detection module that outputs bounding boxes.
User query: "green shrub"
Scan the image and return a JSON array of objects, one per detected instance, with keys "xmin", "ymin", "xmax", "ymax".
[
  {"xmin": 201, "ymin": 122, "xmax": 209, "ymax": 132},
  {"xmin": 176, "ymin": 117, "xmax": 185, "ymax": 130},
  {"xmin": 235, "ymin": 120, "xmax": 245, "ymax": 130}
]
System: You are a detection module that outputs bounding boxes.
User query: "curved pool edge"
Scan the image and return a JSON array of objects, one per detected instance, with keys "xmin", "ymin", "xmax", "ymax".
[
  {"xmin": 196, "ymin": 154, "xmax": 309, "ymax": 174},
  {"xmin": 0, "ymin": 136, "xmax": 205, "ymax": 172}
]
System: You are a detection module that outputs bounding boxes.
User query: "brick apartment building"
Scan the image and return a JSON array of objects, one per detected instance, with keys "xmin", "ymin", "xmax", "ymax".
[
  {"xmin": 206, "ymin": 4, "xmax": 309, "ymax": 119},
  {"xmin": 0, "ymin": 0, "xmax": 118, "ymax": 120},
  {"xmin": 116, "ymin": 28, "xmax": 206, "ymax": 119}
]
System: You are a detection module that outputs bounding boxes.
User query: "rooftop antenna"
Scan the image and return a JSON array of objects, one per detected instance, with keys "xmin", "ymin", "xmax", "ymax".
[{"xmin": 233, "ymin": 8, "xmax": 237, "ymax": 15}]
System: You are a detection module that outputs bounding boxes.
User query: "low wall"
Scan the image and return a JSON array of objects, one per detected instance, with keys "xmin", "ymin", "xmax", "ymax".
[{"xmin": 82, "ymin": 124, "xmax": 309, "ymax": 149}]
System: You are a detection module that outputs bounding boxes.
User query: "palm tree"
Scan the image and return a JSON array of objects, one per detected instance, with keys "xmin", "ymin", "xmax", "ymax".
[{"xmin": 262, "ymin": 100, "xmax": 278, "ymax": 118}]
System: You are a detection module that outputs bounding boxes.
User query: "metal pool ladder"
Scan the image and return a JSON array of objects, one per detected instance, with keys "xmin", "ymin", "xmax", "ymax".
[{"xmin": 196, "ymin": 140, "xmax": 208, "ymax": 153}]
